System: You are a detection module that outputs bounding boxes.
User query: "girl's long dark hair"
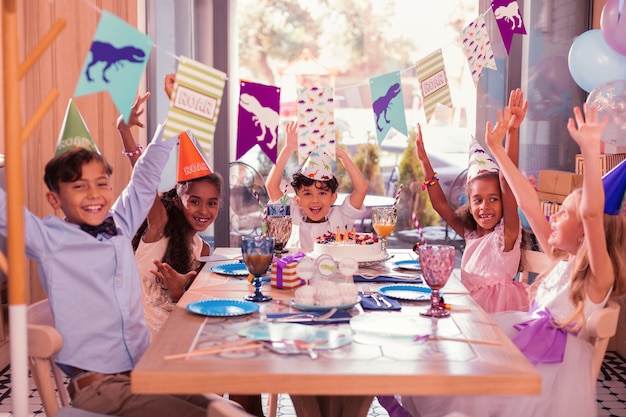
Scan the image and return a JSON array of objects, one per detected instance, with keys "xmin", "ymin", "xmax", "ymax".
[{"xmin": 132, "ymin": 173, "xmax": 223, "ymax": 274}]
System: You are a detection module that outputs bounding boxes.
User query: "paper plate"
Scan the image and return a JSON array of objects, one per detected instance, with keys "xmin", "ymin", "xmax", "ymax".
[
  {"xmin": 210, "ymin": 262, "xmax": 249, "ymax": 276},
  {"xmin": 393, "ymin": 259, "xmax": 421, "ymax": 271},
  {"xmin": 186, "ymin": 299, "xmax": 259, "ymax": 317},
  {"xmin": 238, "ymin": 322, "xmax": 352, "ymax": 350},
  {"xmin": 378, "ymin": 285, "xmax": 431, "ymax": 301},
  {"xmin": 291, "ymin": 296, "xmax": 360, "ymax": 312}
]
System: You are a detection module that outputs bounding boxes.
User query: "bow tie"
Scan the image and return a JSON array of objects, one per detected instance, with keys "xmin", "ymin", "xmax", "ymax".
[{"xmin": 80, "ymin": 217, "xmax": 118, "ymax": 238}]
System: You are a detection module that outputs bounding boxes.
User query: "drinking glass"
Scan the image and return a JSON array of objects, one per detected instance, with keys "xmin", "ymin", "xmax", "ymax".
[
  {"xmin": 419, "ymin": 245, "xmax": 455, "ymax": 318},
  {"xmin": 371, "ymin": 207, "xmax": 397, "ymax": 252},
  {"xmin": 265, "ymin": 204, "xmax": 292, "ymax": 257},
  {"xmin": 242, "ymin": 235, "xmax": 275, "ymax": 302}
]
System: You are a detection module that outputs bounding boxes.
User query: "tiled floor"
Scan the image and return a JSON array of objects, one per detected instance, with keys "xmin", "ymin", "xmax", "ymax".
[{"xmin": 0, "ymin": 352, "xmax": 625, "ymax": 416}]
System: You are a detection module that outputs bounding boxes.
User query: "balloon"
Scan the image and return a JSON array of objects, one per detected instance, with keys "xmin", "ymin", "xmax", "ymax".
[
  {"xmin": 568, "ymin": 29, "xmax": 626, "ymax": 93},
  {"xmin": 601, "ymin": 0, "xmax": 626, "ymax": 56},
  {"xmin": 586, "ymin": 79, "xmax": 626, "ymax": 146}
]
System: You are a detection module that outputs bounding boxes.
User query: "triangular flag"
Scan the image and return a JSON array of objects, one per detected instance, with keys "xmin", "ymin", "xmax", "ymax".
[
  {"xmin": 602, "ymin": 159, "xmax": 626, "ymax": 215},
  {"xmin": 415, "ymin": 49, "xmax": 453, "ymax": 123},
  {"xmin": 297, "ymin": 151, "xmax": 333, "ymax": 181},
  {"xmin": 461, "ymin": 16, "xmax": 497, "ymax": 87},
  {"xmin": 74, "ymin": 11, "xmax": 153, "ymax": 122},
  {"xmin": 369, "ymin": 71, "xmax": 407, "ymax": 146},
  {"xmin": 164, "ymin": 57, "xmax": 226, "ymax": 157},
  {"xmin": 54, "ymin": 99, "xmax": 100, "ymax": 155},
  {"xmin": 296, "ymin": 87, "xmax": 336, "ymax": 164},
  {"xmin": 491, "ymin": 0, "xmax": 527, "ymax": 55},
  {"xmin": 237, "ymin": 81, "xmax": 280, "ymax": 163},
  {"xmin": 467, "ymin": 137, "xmax": 499, "ymax": 182},
  {"xmin": 177, "ymin": 130, "xmax": 213, "ymax": 183}
]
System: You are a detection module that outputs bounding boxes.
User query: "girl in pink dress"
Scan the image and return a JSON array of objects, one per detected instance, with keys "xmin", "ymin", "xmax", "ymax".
[{"xmin": 416, "ymin": 89, "xmax": 529, "ymax": 312}]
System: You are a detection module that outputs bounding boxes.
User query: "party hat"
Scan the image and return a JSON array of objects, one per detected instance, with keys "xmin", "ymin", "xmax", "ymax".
[
  {"xmin": 297, "ymin": 151, "xmax": 333, "ymax": 181},
  {"xmin": 602, "ymin": 159, "xmax": 626, "ymax": 215},
  {"xmin": 467, "ymin": 137, "xmax": 499, "ymax": 182},
  {"xmin": 177, "ymin": 130, "xmax": 213, "ymax": 182},
  {"xmin": 54, "ymin": 99, "xmax": 100, "ymax": 155}
]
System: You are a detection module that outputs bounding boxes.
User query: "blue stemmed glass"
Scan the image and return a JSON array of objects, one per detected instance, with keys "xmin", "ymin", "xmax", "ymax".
[{"xmin": 242, "ymin": 235, "xmax": 275, "ymax": 302}]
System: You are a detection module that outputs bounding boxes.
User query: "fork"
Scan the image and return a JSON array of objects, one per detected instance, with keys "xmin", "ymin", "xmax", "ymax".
[{"xmin": 362, "ymin": 286, "xmax": 381, "ymax": 307}]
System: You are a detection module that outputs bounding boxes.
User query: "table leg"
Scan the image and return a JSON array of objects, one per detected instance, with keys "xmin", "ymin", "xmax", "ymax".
[{"xmin": 289, "ymin": 395, "xmax": 373, "ymax": 417}]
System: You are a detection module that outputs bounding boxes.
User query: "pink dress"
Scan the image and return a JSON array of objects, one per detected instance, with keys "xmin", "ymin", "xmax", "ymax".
[{"xmin": 461, "ymin": 220, "xmax": 529, "ymax": 312}]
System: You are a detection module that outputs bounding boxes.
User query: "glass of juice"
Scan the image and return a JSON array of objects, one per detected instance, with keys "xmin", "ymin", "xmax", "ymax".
[{"xmin": 371, "ymin": 207, "xmax": 397, "ymax": 252}]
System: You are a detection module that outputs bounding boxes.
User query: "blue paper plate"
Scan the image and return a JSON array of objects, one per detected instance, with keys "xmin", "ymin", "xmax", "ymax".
[
  {"xmin": 210, "ymin": 262, "xmax": 250, "ymax": 276},
  {"xmin": 393, "ymin": 259, "xmax": 421, "ymax": 271},
  {"xmin": 186, "ymin": 299, "xmax": 259, "ymax": 317},
  {"xmin": 378, "ymin": 285, "xmax": 431, "ymax": 301}
]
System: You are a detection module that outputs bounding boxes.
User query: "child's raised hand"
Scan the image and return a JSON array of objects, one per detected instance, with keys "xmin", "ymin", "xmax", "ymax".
[
  {"xmin": 117, "ymin": 92, "xmax": 150, "ymax": 131},
  {"xmin": 567, "ymin": 104, "xmax": 607, "ymax": 150},
  {"xmin": 164, "ymin": 74, "xmax": 176, "ymax": 100},
  {"xmin": 335, "ymin": 145, "xmax": 347, "ymax": 160},
  {"xmin": 508, "ymin": 88, "xmax": 528, "ymax": 130},
  {"xmin": 284, "ymin": 121, "xmax": 299, "ymax": 151},
  {"xmin": 414, "ymin": 123, "xmax": 428, "ymax": 161},
  {"xmin": 485, "ymin": 107, "xmax": 512, "ymax": 151}
]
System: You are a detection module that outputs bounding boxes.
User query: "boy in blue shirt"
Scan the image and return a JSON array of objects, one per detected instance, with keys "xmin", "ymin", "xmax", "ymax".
[{"xmin": 0, "ymin": 110, "xmax": 250, "ymax": 416}]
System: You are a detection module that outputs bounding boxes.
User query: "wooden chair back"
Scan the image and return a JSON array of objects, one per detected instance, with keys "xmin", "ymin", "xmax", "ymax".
[
  {"xmin": 519, "ymin": 249, "xmax": 552, "ymax": 284},
  {"xmin": 27, "ymin": 299, "xmax": 70, "ymax": 416},
  {"xmin": 586, "ymin": 299, "xmax": 620, "ymax": 386}
]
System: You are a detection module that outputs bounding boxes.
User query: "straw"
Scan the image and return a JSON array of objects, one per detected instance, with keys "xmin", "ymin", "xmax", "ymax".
[
  {"xmin": 411, "ymin": 212, "xmax": 426, "ymax": 246},
  {"xmin": 392, "ymin": 183, "xmax": 403, "ymax": 210},
  {"xmin": 165, "ymin": 339, "xmax": 262, "ymax": 360},
  {"xmin": 279, "ymin": 183, "xmax": 289, "ymax": 205},
  {"xmin": 414, "ymin": 335, "xmax": 501, "ymax": 346}
]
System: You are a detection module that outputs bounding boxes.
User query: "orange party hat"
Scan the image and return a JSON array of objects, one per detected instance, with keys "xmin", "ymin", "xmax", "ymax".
[{"xmin": 176, "ymin": 130, "xmax": 213, "ymax": 182}]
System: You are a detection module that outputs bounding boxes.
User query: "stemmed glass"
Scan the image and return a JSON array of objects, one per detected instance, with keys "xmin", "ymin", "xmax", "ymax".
[
  {"xmin": 371, "ymin": 207, "xmax": 397, "ymax": 252},
  {"xmin": 265, "ymin": 204, "xmax": 292, "ymax": 257},
  {"xmin": 419, "ymin": 245, "xmax": 455, "ymax": 318},
  {"xmin": 242, "ymin": 235, "xmax": 275, "ymax": 302}
]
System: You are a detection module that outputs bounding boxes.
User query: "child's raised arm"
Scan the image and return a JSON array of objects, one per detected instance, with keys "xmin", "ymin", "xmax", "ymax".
[
  {"xmin": 117, "ymin": 92, "xmax": 150, "ymax": 167},
  {"xmin": 567, "ymin": 104, "xmax": 613, "ymax": 302},
  {"xmin": 415, "ymin": 123, "xmax": 464, "ymax": 236},
  {"xmin": 336, "ymin": 146, "xmax": 367, "ymax": 209},
  {"xmin": 485, "ymin": 108, "xmax": 552, "ymax": 254},
  {"xmin": 266, "ymin": 121, "xmax": 298, "ymax": 201}
]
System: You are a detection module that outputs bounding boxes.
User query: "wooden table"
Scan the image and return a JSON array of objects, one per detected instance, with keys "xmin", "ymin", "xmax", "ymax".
[{"xmin": 131, "ymin": 249, "xmax": 541, "ymax": 417}]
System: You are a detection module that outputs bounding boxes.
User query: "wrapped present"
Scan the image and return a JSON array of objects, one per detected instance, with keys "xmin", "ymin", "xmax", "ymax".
[
  {"xmin": 271, "ymin": 252, "xmax": 306, "ymax": 289},
  {"xmin": 575, "ymin": 153, "xmax": 626, "ymax": 176}
]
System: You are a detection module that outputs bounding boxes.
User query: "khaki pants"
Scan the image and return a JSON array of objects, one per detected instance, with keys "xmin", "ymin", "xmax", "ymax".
[{"xmin": 71, "ymin": 373, "xmax": 246, "ymax": 417}]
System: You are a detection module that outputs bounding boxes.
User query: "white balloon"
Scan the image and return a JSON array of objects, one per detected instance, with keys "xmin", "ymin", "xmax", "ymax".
[{"xmin": 586, "ymin": 79, "xmax": 626, "ymax": 146}]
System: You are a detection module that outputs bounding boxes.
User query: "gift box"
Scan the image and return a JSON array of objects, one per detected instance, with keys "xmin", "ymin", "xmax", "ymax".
[
  {"xmin": 270, "ymin": 252, "xmax": 305, "ymax": 289},
  {"xmin": 536, "ymin": 170, "xmax": 583, "ymax": 204},
  {"xmin": 575, "ymin": 153, "xmax": 626, "ymax": 176}
]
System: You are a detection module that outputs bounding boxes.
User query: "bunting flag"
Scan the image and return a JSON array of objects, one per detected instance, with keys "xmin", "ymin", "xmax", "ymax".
[
  {"xmin": 415, "ymin": 50, "xmax": 453, "ymax": 123},
  {"xmin": 237, "ymin": 81, "xmax": 281, "ymax": 163},
  {"xmin": 74, "ymin": 11, "xmax": 153, "ymax": 123},
  {"xmin": 296, "ymin": 87, "xmax": 336, "ymax": 165},
  {"xmin": 369, "ymin": 71, "xmax": 407, "ymax": 145},
  {"xmin": 461, "ymin": 15, "xmax": 497, "ymax": 87},
  {"xmin": 491, "ymin": 0, "xmax": 526, "ymax": 55},
  {"xmin": 164, "ymin": 56, "xmax": 227, "ymax": 155}
]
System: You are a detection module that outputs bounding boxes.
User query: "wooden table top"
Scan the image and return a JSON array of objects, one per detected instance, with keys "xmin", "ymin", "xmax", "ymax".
[{"xmin": 131, "ymin": 248, "xmax": 541, "ymax": 399}]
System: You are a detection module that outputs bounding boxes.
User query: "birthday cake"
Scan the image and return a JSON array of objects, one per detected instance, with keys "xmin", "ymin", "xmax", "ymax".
[{"xmin": 312, "ymin": 229, "xmax": 383, "ymax": 262}]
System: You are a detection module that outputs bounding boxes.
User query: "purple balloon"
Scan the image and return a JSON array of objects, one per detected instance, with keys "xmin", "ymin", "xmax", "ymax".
[
  {"xmin": 586, "ymin": 79, "xmax": 626, "ymax": 146},
  {"xmin": 601, "ymin": 0, "xmax": 626, "ymax": 56}
]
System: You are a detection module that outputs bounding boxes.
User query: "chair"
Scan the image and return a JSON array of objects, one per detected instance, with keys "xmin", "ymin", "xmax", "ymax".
[
  {"xmin": 518, "ymin": 249, "xmax": 552, "ymax": 284},
  {"xmin": 586, "ymin": 299, "xmax": 620, "ymax": 386},
  {"xmin": 228, "ymin": 161, "xmax": 269, "ymax": 247},
  {"xmin": 27, "ymin": 298, "xmax": 70, "ymax": 417}
]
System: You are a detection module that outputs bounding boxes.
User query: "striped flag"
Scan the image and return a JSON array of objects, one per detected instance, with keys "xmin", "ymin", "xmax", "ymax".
[
  {"xmin": 164, "ymin": 57, "xmax": 227, "ymax": 153},
  {"xmin": 415, "ymin": 49, "xmax": 453, "ymax": 123}
]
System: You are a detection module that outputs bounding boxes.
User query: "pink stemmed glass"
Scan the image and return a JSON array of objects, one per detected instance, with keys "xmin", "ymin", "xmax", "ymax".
[{"xmin": 419, "ymin": 245, "xmax": 455, "ymax": 318}]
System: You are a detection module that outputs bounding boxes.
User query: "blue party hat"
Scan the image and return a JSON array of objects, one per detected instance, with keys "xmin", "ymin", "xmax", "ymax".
[{"xmin": 602, "ymin": 159, "xmax": 626, "ymax": 215}]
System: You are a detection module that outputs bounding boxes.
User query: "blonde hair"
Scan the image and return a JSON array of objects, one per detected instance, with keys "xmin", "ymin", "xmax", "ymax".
[{"xmin": 554, "ymin": 189, "xmax": 626, "ymax": 332}]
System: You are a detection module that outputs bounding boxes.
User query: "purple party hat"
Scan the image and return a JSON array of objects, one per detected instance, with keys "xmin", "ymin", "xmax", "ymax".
[{"xmin": 602, "ymin": 159, "xmax": 626, "ymax": 215}]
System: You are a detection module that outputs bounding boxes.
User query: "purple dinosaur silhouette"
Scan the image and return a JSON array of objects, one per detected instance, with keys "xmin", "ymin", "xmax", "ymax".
[
  {"xmin": 85, "ymin": 41, "xmax": 146, "ymax": 83},
  {"xmin": 373, "ymin": 83, "xmax": 401, "ymax": 132}
]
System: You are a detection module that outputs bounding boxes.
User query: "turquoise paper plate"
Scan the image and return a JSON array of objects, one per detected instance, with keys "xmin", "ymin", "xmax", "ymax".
[
  {"xmin": 186, "ymin": 299, "xmax": 259, "ymax": 317},
  {"xmin": 393, "ymin": 259, "xmax": 421, "ymax": 271},
  {"xmin": 210, "ymin": 262, "xmax": 249, "ymax": 276},
  {"xmin": 378, "ymin": 285, "xmax": 431, "ymax": 301}
]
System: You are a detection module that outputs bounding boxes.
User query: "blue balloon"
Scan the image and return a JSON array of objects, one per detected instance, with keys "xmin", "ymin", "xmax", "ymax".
[{"xmin": 567, "ymin": 29, "xmax": 626, "ymax": 93}]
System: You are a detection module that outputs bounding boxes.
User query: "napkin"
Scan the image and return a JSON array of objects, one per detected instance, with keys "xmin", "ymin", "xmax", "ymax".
[
  {"xmin": 266, "ymin": 310, "xmax": 352, "ymax": 325},
  {"xmin": 353, "ymin": 275, "xmax": 423, "ymax": 284},
  {"xmin": 359, "ymin": 292, "xmax": 401, "ymax": 311}
]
